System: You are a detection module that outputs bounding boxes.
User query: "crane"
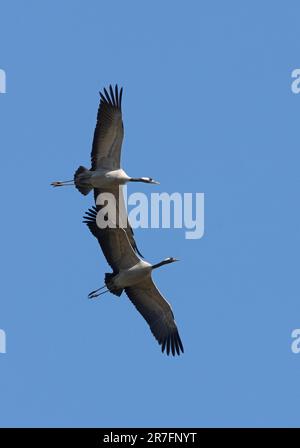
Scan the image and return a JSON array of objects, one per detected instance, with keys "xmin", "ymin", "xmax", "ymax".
[
  {"xmin": 51, "ymin": 85, "xmax": 159, "ymax": 195},
  {"xmin": 83, "ymin": 206, "xmax": 184, "ymax": 356}
]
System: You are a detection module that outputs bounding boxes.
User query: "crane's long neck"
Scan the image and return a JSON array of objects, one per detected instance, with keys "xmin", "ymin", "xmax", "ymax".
[{"xmin": 152, "ymin": 260, "xmax": 171, "ymax": 270}]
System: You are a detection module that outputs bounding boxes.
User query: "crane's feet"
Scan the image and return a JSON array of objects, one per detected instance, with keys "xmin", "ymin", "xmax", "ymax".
[
  {"xmin": 51, "ymin": 180, "xmax": 74, "ymax": 187},
  {"xmin": 88, "ymin": 286, "xmax": 107, "ymax": 299}
]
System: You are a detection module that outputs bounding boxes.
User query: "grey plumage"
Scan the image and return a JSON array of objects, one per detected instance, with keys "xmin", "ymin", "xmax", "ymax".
[{"xmin": 83, "ymin": 207, "xmax": 184, "ymax": 356}]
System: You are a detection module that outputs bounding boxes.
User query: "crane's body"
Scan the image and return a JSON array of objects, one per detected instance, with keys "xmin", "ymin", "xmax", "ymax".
[
  {"xmin": 106, "ymin": 259, "xmax": 152, "ymax": 291},
  {"xmin": 74, "ymin": 167, "xmax": 131, "ymax": 191},
  {"xmin": 85, "ymin": 168, "xmax": 130, "ymax": 187},
  {"xmin": 70, "ymin": 167, "xmax": 157, "ymax": 196}
]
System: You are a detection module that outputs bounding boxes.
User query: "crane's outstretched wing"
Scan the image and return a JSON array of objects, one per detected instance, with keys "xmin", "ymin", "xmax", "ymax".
[
  {"xmin": 90, "ymin": 86, "xmax": 141, "ymax": 256},
  {"xmin": 91, "ymin": 84, "xmax": 124, "ymax": 171},
  {"xmin": 83, "ymin": 206, "xmax": 141, "ymax": 272},
  {"xmin": 125, "ymin": 279, "xmax": 184, "ymax": 356},
  {"xmin": 93, "ymin": 186, "xmax": 143, "ymax": 257}
]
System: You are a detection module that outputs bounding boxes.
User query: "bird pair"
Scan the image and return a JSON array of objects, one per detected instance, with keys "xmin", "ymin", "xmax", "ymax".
[{"xmin": 52, "ymin": 85, "xmax": 183, "ymax": 356}]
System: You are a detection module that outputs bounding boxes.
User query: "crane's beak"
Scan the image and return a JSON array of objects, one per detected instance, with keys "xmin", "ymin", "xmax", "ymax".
[
  {"xmin": 150, "ymin": 179, "xmax": 160, "ymax": 185},
  {"xmin": 173, "ymin": 258, "xmax": 180, "ymax": 262}
]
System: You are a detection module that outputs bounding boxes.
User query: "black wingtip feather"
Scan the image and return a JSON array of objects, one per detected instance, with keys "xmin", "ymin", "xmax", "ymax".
[
  {"xmin": 115, "ymin": 85, "xmax": 119, "ymax": 107},
  {"xmin": 109, "ymin": 85, "xmax": 115, "ymax": 106},
  {"xmin": 103, "ymin": 87, "xmax": 112, "ymax": 105},
  {"xmin": 166, "ymin": 336, "xmax": 170, "ymax": 355},
  {"xmin": 174, "ymin": 335, "xmax": 180, "ymax": 355},
  {"xmin": 160, "ymin": 330, "xmax": 184, "ymax": 356},
  {"xmin": 82, "ymin": 207, "xmax": 98, "ymax": 224},
  {"xmin": 99, "ymin": 85, "xmax": 122, "ymax": 109},
  {"xmin": 100, "ymin": 92, "xmax": 107, "ymax": 103},
  {"xmin": 171, "ymin": 335, "xmax": 176, "ymax": 356},
  {"xmin": 177, "ymin": 333, "xmax": 184, "ymax": 353},
  {"xmin": 84, "ymin": 209, "xmax": 96, "ymax": 216},
  {"xmin": 119, "ymin": 87, "xmax": 123, "ymax": 108}
]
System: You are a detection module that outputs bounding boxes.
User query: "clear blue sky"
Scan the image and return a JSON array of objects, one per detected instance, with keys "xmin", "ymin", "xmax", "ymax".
[{"xmin": 1, "ymin": 0, "xmax": 300, "ymax": 428}]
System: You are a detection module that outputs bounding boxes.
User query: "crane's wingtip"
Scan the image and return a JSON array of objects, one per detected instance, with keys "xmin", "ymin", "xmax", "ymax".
[{"xmin": 161, "ymin": 332, "xmax": 184, "ymax": 356}]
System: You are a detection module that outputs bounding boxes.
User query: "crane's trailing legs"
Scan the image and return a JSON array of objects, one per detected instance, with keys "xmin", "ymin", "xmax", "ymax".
[
  {"xmin": 51, "ymin": 180, "xmax": 74, "ymax": 187},
  {"xmin": 88, "ymin": 285, "xmax": 109, "ymax": 299}
]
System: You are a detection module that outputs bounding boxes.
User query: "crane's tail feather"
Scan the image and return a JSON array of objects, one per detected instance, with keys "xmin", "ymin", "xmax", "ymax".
[
  {"xmin": 105, "ymin": 273, "xmax": 123, "ymax": 297},
  {"xmin": 74, "ymin": 166, "xmax": 93, "ymax": 195}
]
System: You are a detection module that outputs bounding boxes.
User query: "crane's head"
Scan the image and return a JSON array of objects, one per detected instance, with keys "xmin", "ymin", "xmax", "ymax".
[
  {"xmin": 164, "ymin": 257, "xmax": 179, "ymax": 264},
  {"xmin": 152, "ymin": 257, "xmax": 179, "ymax": 270},
  {"xmin": 140, "ymin": 177, "xmax": 160, "ymax": 185},
  {"xmin": 130, "ymin": 176, "xmax": 160, "ymax": 185}
]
